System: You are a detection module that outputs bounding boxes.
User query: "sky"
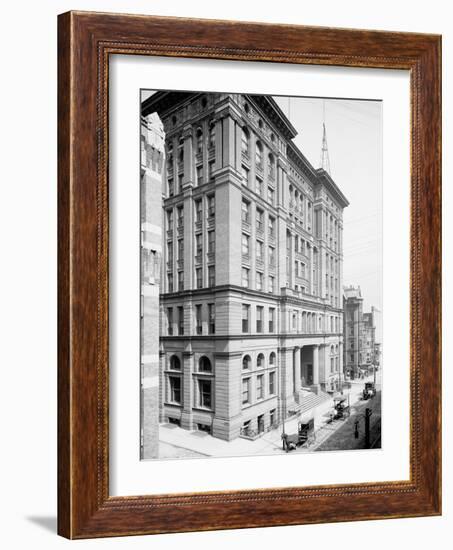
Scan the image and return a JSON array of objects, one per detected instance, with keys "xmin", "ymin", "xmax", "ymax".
[
  {"xmin": 274, "ymin": 96, "xmax": 383, "ymax": 318},
  {"xmin": 142, "ymin": 90, "xmax": 383, "ymax": 324}
]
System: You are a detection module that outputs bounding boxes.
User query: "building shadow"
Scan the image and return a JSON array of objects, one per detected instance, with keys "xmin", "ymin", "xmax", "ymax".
[{"xmin": 26, "ymin": 515, "xmax": 57, "ymax": 534}]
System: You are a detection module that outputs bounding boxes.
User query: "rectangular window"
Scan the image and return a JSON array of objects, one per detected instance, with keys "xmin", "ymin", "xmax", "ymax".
[
  {"xmin": 198, "ymin": 379, "xmax": 212, "ymax": 409},
  {"xmin": 242, "ymin": 304, "xmax": 250, "ymax": 333},
  {"xmin": 242, "ymin": 233, "xmax": 250, "ymax": 256},
  {"xmin": 196, "ymin": 267, "xmax": 202, "ymax": 289},
  {"xmin": 242, "ymin": 165, "xmax": 249, "ymax": 186},
  {"xmin": 208, "ymin": 161, "xmax": 215, "ymax": 181},
  {"xmin": 208, "ymin": 265, "xmax": 215, "ymax": 287},
  {"xmin": 242, "ymin": 267, "xmax": 249, "ymax": 288},
  {"xmin": 269, "ymin": 372, "xmax": 275, "ymax": 395},
  {"xmin": 269, "ymin": 216, "xmax": 275, "ymax": 238},
  {"xmin": 268, "ymin": 186, "xmax": 275, "ymax": 205},
  {"xmin": 256, "ymin": 306, "xmax": 263, "ymax": 332},
  {"xmin": 196, "ymin": 165, "xmax": 203, "ymax": 186},
  {"xmin": 166, "ymin": 209, "xmax": 173, "ymax": 229},
  {"xmin": 255, "ymin": 177, "xmax": 263, "ymax": 196},
  {"xmin": 167, "ymin": 272, "xmax": 173, "ymax": 293},
  {"xmin": 256, "ymin": 208, "xmax": 263, "ymax": 232},
  {"xmin": 242, "ymin": 378, "xmax": 250, "ymax": 404},
  {"xmin": 256, "ymin": 240, "xmax": 263, "ymax": 260},
  {"xmin": 269, "ymin": 308, "xmax": 275, "ymax": 332},
  {"xmin": 177, "ymin": 205, "xmax": 184, "ymax": 227},
  {"xmin": 195, "ymin": 233, "xmax": 202, "ymax": 257},
  {"xmin": 177, "ymin": 306, "xmax": 184, "ymax": 335},
  {"xmin": 242, "ymin": 200, "xmax": 250, "ymax": 223},
  {"xmin": 167, "ymin": 307, "xmax": 173, "ymax": 335},
  {"xmin": 167, "ymin": 241, "xmax": 173, "ymax": 263},
  {"xmin": 195, "ymin": 199, "xmax": 202, "ymax": 222},
  {"xmin": 208, "ymin": 230, "xmax": 215, "ymax": 253},
  {"xmin": 169, "ymin": 376, "xmax": 181, "ymax": 403},
  {"xmin": 177, "ymin": 238, "xmax": 184, "ymax": 260},
  {"xmin": 168, "ymin": 177, "xmax": 174, "ymax": 197},
  {"xmin": 178, "ymin": 271, "xmax": 184, "ymax": 291},
  {"xmin": 207, "ymin": 194, "xmax": 215, "ymax": 217},
  {"xmin": 269, "ymin": 275, "xmax": 275, "ymax": 294},
  {"xmin": 269, "ymin": 246, "xmax": 275, "ymax": 266},
  {"xmin": 269, "ymin": 408, "xmax": 276, "ymax": 426},
  {"xmin": 195, "ymin": 304, "xmax": 202, "ymax": 335},
  {"xmin": 208, "ymin": 303, "xmax": 215, "ymax": 334},
  {"xmin": 257, "ymin": 374, "xmax": 264, "ymax": 400},
  {"xmin": 178, "ymin": 173, "xmax": 183, "ymax": 193},
  {"xmin": 256, "ymin": 271, "xmax": 263, "ymax": 291}
]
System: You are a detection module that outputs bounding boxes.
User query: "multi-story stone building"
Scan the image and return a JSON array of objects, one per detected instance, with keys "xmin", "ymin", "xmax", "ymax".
[
  {"xmin": 140, "ymin": 112, "xmax": 165, "ymax": 458},
  {"xmin": 142, "ymin": 92, "xmax": 349, "ymax": 441},
  {"xmin": 343, "ymin": 286, "xmax": 378, "ymax": 379}
]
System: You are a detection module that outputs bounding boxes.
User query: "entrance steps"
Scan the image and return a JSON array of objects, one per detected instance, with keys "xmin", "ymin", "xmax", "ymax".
[{"xmin": 289, "ymin": 390, "xmax": 332, "ymax": 417}]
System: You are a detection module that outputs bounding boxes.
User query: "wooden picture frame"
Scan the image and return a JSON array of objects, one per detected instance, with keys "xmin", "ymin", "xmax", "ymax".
[{"xmin": 58, "ymin": 11, "xmax": 441, "ymax": 539}]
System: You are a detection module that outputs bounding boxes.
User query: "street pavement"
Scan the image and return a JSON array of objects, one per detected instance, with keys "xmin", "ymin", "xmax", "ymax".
[{"xmin": 157, "ymin": 371, "xmax": 382, "ymax": 459}]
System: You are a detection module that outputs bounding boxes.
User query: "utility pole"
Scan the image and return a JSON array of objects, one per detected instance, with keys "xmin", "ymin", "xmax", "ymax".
[{"xmin": 365, "ymin": 407, "xmax": 372, "ymax": 448}]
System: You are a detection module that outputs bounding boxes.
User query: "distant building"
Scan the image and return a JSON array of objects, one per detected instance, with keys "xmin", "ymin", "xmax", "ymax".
[
  {"xmin": 142, "ymin": 92, "xmax": 349, "ymax": 442},
  {"xmin": 343, "ymin": 286, "xmax": 379, "ymax": 379},
  {"xmin": 140, "ymin": 112, "xmax": 165, "ymax": 459}
]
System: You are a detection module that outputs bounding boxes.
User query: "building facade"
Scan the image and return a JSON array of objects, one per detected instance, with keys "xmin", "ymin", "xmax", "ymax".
[
  {"xmin": 140, "ymin": 112, "xmax": 165, "ymax": 459},
  {"xmin": 142, "ymin": 92, "xmax": 349, "ymax": 441},
  {"xmin": 343, "ymin": 286, "xmax": 377, "ymax": 379}
]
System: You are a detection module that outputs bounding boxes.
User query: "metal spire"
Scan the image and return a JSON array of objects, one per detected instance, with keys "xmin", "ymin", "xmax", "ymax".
[{"xmin": 319, "ymin": 101, "xmax": 331, "ymax": 175}]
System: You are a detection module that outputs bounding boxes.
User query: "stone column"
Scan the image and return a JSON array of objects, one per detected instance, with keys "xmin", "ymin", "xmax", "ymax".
[
  {"xmin": 180, "ymin": 351, "xmax": 194, "ymax": 431},
  {"xmin": 212, "ymin": 351, "xmax": 242, "ymax": 441},
  {"xmin": 280, "ymin": 347, "xmax": 294, "ymax": 418},
  {"xmin": 312, "ymin": 345, "xmax": 320, "ymax": 392},
  {"xmin": 294, "ymin": 348, "xmax": 301, "ymax": 393},
  {"xmin": 182, "ymin": 127, "xmax": 194, "ymax": 187}
]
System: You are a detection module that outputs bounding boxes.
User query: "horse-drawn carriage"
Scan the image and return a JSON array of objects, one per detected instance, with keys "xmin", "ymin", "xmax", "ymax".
[
  {"xmin": 333, "ymin": 396, "xmax": 350, "ymax": 420},
  {"xmin": 281, "ymin": 418, "xmax": 315, "ymax": 452}
]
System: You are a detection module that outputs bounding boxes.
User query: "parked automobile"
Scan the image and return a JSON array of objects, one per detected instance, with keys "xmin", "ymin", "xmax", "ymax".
[{"xmin": 362, "ymin": 382, "xmax": 376, "ymax": 400}]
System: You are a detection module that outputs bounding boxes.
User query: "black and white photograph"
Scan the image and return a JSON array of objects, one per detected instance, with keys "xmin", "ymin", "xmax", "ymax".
[{"xmin": 140, "ymin": 90, "xmax": 383, "ymax": 460}]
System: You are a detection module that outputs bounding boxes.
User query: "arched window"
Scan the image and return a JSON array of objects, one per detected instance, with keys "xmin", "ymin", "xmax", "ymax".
[
  {"xmin": 242, "ymin": 355, "xmax": 251, "ymax": 370},
  {"xmin": 269, "ymin": 352, "xmax": 276, "ymax": 366},
  {"xmin": 257, "ymin": 353, "xmax": 265, "ymax": 368},
  {"xmin": 170, "ymin": 355, "xmax": 181, "ymax": 370},
  {"xmin": 241, "ymin": 127, "xmax": 250, "ymax": 155},
  {"xmin": 196, "ymin": 128, "xmax": 203, "ymax": 154},
  {"xmin": 209, "ymin": 122, "xmax": 216, "ymax": 149},
  {"xmin": 199, "ymin": 356, "xmax": 212, "ymax": 372},
  {"xmin": 255, "ymin": 140, "xmax": 263, "ymax": 167}
]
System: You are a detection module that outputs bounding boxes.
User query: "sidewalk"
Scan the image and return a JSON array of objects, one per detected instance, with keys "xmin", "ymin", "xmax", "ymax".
[{"xmin": 158, "ymin": 373, "xmax": 381, "ymax": 459}]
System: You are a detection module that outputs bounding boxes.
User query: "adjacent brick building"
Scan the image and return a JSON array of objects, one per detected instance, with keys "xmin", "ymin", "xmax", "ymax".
[
  {"xmin": 343, "ymin": 286, "xmax": 377, "ymax": 379},
  {"xmin": 142, "ymin": 92, "xmax": 349, "ymax": 442},
  {"xmin": 140, "ymin": 112, "xmax": 165, "ymax": 459}
]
